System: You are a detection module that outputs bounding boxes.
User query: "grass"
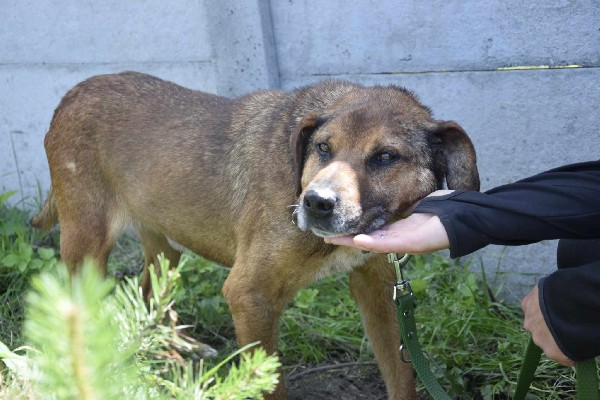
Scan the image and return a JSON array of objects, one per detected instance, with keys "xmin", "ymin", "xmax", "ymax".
[
  {"xmin": 0, "ymin": 191, "xmax": 586, "ymax": 399},
  {"xmin": 0, "ymin": 192, "xmax": 61, "ymax": 348}
]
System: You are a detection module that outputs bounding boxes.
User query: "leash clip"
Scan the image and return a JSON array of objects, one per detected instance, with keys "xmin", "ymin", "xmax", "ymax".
[
  {"xmin": 387, "ymin": 253, "xmax": 413, "ymax": 300},
  {"xmin": 393, "ymin": 280, "xmax": 413, "ymax": 301}
]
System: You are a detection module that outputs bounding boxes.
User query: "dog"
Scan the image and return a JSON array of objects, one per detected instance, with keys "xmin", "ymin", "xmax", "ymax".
[{"xmin": 32, "ymin": 72, "xmax": 479, "ymax": 399}]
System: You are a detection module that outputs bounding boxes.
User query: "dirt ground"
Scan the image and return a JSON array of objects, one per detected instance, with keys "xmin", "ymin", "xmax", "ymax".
[
  {"xmin": 286, "ymin": 361, "xmax": 434, "ymax": 399},
  {"xmin": 287, "ymin": 362, "xmax": 388, "ymax": 400}
]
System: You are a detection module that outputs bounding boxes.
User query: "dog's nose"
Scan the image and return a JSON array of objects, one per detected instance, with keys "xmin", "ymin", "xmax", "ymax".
[{"xmin": 303, "ymin": 190, "xmax": 336, "ymax": 218}]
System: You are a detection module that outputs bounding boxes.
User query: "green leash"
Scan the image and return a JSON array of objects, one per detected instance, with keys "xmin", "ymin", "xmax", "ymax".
[
  {"xmin": 513, "ymin": 338, "xmax": 598, "ymax": 400},
  {"xmin": 513, "ymin": 336, "xmax": 543, "ymax": 400},
  {"xmin": 389, "ymin": 253, "xmax": 452, "ymax": 399},
  {"xmin": 387, "ymin": 253, "xmax": 599, "ymax": 400}
]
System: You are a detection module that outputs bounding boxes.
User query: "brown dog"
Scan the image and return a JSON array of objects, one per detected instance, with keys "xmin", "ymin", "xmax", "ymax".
[{"xmin": 32, "ymin": 72, "xmax": 479, "ymax": 399}]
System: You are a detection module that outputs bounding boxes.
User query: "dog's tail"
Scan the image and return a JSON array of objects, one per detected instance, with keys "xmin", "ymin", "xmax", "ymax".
[{"xmin": 30, "ymin": 189, "xmax": 58, "ymax": 231}]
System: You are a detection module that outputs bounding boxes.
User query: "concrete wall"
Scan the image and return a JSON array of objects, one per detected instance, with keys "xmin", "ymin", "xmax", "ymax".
[{"xmin": 1, "ymin": 0, "xmax": 598, "ymax": 297}]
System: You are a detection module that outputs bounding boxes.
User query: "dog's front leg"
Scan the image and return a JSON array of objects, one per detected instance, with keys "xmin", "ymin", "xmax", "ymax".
[
  {"xmin": 350, "ymin": 257, "xmax": 417, "ymax": 400},
  {"xmin": 222, "ymin": 261, "xmax": 288, "ymax": 399}
]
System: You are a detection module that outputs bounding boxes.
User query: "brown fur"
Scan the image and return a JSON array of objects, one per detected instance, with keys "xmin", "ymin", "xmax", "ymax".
[{"xmin": 32, "ymin": 72, "xmax": 479, "ymax": 399}]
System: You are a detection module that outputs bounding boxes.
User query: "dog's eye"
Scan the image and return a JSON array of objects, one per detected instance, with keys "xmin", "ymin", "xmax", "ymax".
[
  {"xmin": 378, "ymin": 152, "xmax": 392, "ymax": 162},
  {"xmin": 375, "ymin": 151, "xmax": 397, "ymax": 164},
  {"xmin": 317, "ymin": 142, "xmax": 331, "ymax": 154}
]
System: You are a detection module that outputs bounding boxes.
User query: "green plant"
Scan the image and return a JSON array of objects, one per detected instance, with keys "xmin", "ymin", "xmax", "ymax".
[
  {"xmin": 0, "ymin": 191, "xmax": 60, "ymax": 348},
  {"xmin": 0, "ymin": 257, "xmax": 280, "ymax": 399},
  {"xmin": 0, "ymin": 191, "xmax": 59, "ymax": 274},
  {"xmin": 172, "ymin": 256, "xmax": 234, "ymax": 352},
  {"xmin": 25, "ymin": 261, "xmax": 138, "ymax": 400},
  {"xmin": 280, "ymin": 275, "xmax": 366, "ymax": 365}
]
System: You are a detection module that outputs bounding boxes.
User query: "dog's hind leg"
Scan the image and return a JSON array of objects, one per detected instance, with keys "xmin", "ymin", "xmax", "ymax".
[
  {"xmin": 57, "ymin": 206, "xmax": 118, "ymax": 276},
  {"xmin": 349, "ymin": 257, "xmax": 417, "ymax": 400},
  {"xmin": 138, "ymin": 228, "xmax": 182, "ymax": 297}
]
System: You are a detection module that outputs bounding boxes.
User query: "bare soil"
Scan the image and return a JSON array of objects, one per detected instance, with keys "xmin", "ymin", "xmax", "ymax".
[{"xmin": 287, "ymin": 362, "xmax": 388, "ymax": 400}]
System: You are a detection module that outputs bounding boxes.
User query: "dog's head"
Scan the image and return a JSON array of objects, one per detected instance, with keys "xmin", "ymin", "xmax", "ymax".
[{"xmin": 290, "ymin": 85, "xmax": 479, "ymax": 238}]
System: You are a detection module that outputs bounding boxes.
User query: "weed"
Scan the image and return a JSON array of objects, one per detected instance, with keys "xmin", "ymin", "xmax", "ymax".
[
  {"xmin": 280, "ymin": 275, "xmax": 366, "ymax": 366},
  {"xmin": 169, "ymin": 255, "xmax": 235, "ymax": 358},
  {"xmin": 0, "ymin": 191, "xmax": 59, "ymax": 348}
]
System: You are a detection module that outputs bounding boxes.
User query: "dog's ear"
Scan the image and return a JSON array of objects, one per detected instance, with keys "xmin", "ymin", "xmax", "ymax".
[
  {"xmin": 290, "ymin": 113, "xmax": 321, "ymax": 197},
  {"xmin": 431, "ymin": 120, "xmax": 480, "ymax": 191}
]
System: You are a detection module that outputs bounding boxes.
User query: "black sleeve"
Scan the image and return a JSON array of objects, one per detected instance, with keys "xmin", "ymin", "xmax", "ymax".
[
  {"xmin": 413, "ymin": 160, "xmax": 600, "ymax": 258},
  {"xmin": 539, "ymin": 260, "xmax": 600, "ymax": 361}
]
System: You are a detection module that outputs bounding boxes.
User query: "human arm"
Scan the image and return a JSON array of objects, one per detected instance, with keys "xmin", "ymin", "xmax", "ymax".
[{"xmin": 414, "ymin": 160, "xmax": 600, "ymax": 257}]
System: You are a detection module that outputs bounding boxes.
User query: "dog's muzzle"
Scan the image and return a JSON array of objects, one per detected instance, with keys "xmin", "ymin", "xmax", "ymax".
[{"xmin": 296, "ymin": 186, "xmax": 363, "ymax": 237}]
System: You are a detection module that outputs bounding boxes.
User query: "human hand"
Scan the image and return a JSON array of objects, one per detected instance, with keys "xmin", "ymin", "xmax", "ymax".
[
  {"xmin": 324, "ymin": 212, "xmax": 450, "ymax": 254},
  {"xmin": 324, "ymin": 189, "xmax": 454, "ymax": 254},
  {"xmin": 521, "ymin": 285, "xmax": 575, "ymax": 366}
]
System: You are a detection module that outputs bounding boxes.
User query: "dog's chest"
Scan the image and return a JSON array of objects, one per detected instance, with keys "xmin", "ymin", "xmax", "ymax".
[{"xmin": 314, "ymin": 247, "xmax": 375, "ymax": 280}]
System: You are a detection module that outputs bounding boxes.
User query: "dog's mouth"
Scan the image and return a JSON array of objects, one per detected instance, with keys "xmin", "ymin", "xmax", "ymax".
[
  {"xmin": 309, "ymin": 218, "xmax": 387, "ymax": 238},
  {"xmin": 309, "ymin": 227, "xmax": 345, "ymax": 238},
  {"xmin": 296, "ymin": 202, "xmax": 391, "ymax": 238}
]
